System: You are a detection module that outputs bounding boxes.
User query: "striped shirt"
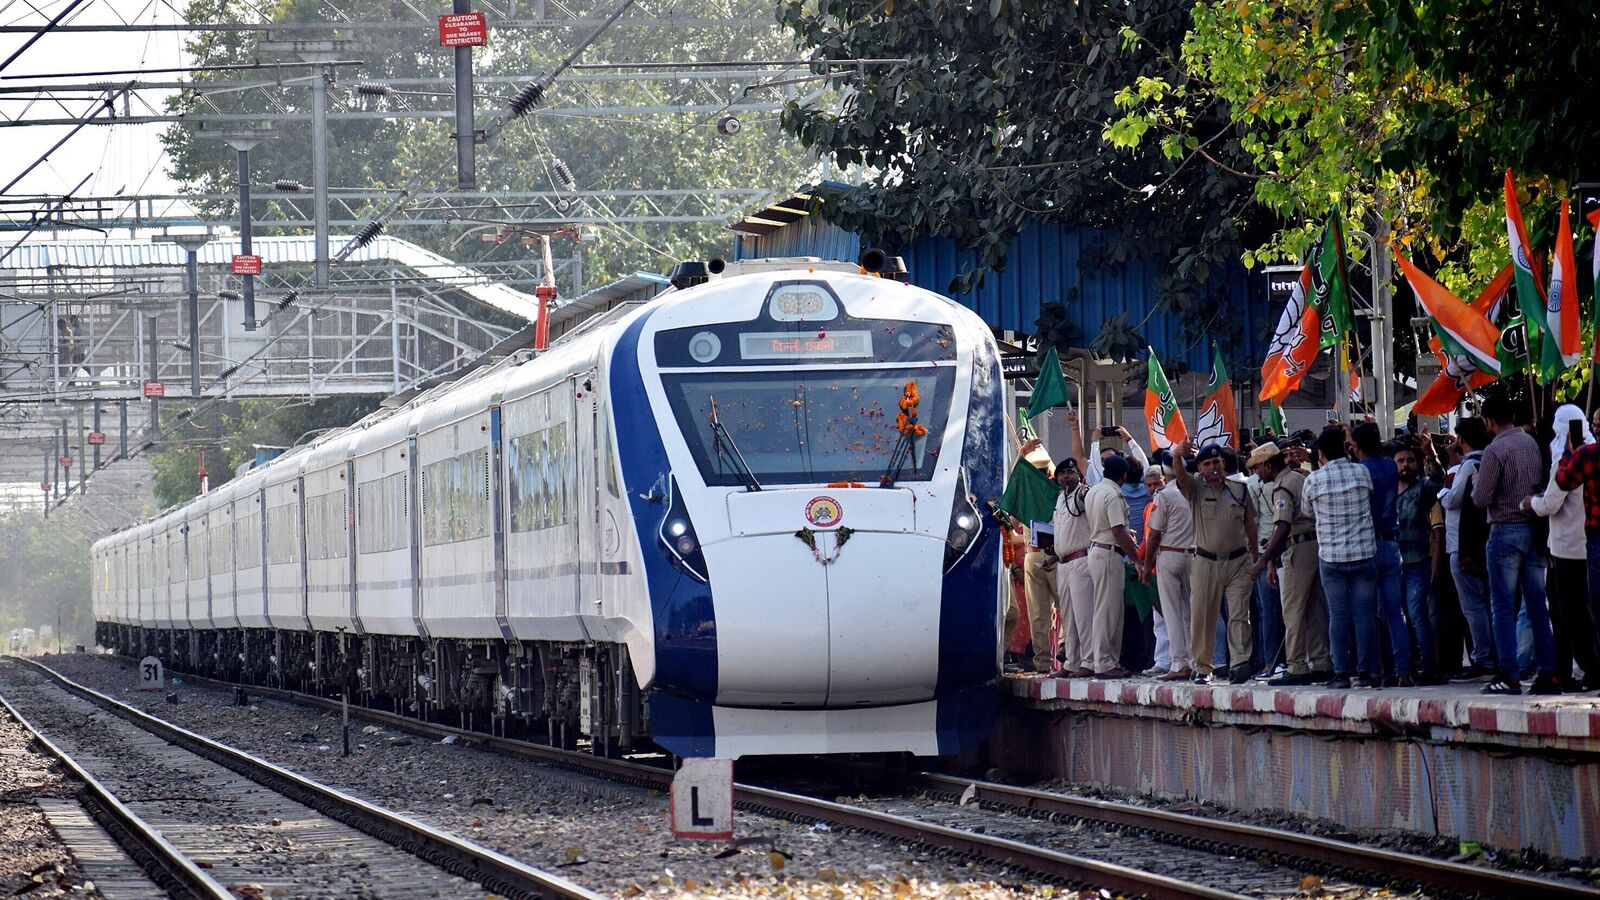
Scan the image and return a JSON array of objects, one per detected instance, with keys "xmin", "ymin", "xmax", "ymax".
[
  {"xmin": 1471, "ymin": 427, "xmax": 1543, "ymax": 524},
  {"xmin": 1303, "ymin": 458, "xmax": 1375, "ymax": 563}
]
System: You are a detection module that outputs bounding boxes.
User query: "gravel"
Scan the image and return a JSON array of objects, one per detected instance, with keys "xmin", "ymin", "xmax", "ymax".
[
  {"xmin": 1, "ymin": 660, "xmax": 489, "ymax": 898},
  {"xmin": 0, "ymin": 698, "xmax": 101, "ymax": 897},
  {"xmin": 39, "ymin": 653, "xmax": 1061, "ymax": 899},
  {"xmin": 1015, "ymin": 775, "xmax": 1600, "ymax": 885}
]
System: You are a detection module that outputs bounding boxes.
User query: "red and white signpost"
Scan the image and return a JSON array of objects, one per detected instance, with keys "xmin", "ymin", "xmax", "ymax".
[
  {"xmin": 231, "ymin": 254, "xmax": 263, "ymax": 275},
  {"xmin": 87, "ymin": 431, "xmax": 106, "ymax": 445},
  {"xmin": 143, "ymin": 382, "xmax": 166, "ymax": 398},
  {"xmin": 438, "ymin": 12, "xmax": 487, "ymax": 47}
]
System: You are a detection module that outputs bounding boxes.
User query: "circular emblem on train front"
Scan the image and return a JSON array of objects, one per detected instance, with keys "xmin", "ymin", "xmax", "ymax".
[{"xmin": 804, "ymin": 495, "xmax": 843, "ymax": 528}]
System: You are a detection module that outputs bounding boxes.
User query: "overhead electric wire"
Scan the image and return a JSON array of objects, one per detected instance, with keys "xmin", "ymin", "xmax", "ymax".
[
  {"xmin": 0, "ymin": 0, "xmax": 92, "ymax": 73},
  {"xmin": 1, "ymin": 59, "xmax": 364, "ymax": 81}
]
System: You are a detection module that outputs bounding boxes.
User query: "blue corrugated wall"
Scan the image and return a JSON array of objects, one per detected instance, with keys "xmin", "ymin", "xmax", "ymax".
[{"xmin": 732, "ymin": 216, "xmax": 1270, "ymax": 375}]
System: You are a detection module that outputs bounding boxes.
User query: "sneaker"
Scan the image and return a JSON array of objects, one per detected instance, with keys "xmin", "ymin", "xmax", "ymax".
[
  {"xmin": 1528, "ymin": 675, "xmax": 1563, "ymax": 695},
  {"xmin": 1140, "ymin": 665, "xmax": 1167, "ymax": 678},
  {"xmin": 1482, "ymin": 678, "xmax": 1522, "ymax": 695},
  {"xmin": 1324, "ymin": 675, "xmax": 1352, "ymax": 689},
  {"xmin": 1192, "ymin": 672, "xmax": 1212, "ymax": 685},
  {"xmin": 1268, "ymin": 671, "xmax": 1311, "ymax": 687},
  {"xmin": 1392, "ymin": 675, "xmax": 1416, "ymax": 688}
]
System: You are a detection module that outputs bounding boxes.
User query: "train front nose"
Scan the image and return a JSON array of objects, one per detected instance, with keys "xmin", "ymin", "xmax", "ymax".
[{"xmin": 706, "ymin": 488, "xmax": 949, "ymax": 708}]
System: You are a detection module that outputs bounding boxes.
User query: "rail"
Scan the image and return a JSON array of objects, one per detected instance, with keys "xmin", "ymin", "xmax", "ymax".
[
  {"xmin": 13, "ymin": 657, "xmax": 604, "ymax": 900},
  {"xmin": 0, "ymin": 689, "xmax": 234, "ymax": 900},
  {"xmin": 73, "ymin": 657, "xmax": 1598, "ymax": 899}
]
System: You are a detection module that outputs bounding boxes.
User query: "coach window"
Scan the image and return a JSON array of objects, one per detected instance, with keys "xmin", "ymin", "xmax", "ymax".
[
  {"xmin": 509, "ymin": 422, "xmax": 571, "ymax": 532},
  {"xmin": 422, "ymin": 448, "xmax": 489, "ymax": 544}
]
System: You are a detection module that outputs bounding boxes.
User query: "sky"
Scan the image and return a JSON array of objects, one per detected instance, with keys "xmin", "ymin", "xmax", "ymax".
[{"xmin": 1, "ymin": 0, "xmax": 188, "ymax": 201}]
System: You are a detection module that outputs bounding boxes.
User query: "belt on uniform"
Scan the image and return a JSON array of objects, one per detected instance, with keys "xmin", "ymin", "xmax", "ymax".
[
  {"xmin": 1060, "ymin": 548, "xmax": 1088, "ymax": 563},
  {"xmin": 1288, "ymin": 532, "xmax": 1317, "ymax": 546},
  {"xmin": 1090, "ymin": 541, "xmax": 1118, "ymax": 552},
  {"xmin": 1195, "ymin": 547, "xmax": 1247, "ymax": 562},
  {"xmin": 1159, "ymin": 546, "xmax": 1195, "ymax": 555}
]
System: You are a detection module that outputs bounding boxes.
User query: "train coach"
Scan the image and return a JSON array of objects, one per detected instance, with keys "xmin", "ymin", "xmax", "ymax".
[{"xmin": 92, "ymin": 258, "xmax": 1007, "ymax": 758}]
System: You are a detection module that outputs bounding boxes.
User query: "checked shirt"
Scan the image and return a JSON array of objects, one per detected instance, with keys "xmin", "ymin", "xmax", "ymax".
[{"xmin": 1302, "ymin": 458, "xmax": 1375, "ymax": 563}]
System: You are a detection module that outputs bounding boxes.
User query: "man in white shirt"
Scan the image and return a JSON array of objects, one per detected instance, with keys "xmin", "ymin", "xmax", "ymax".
[
  {"xmin": 1141, "ymin": 465, "xmax": 1194, "ymax": 680},
  {"xmin": 1085, "ymin": 455, "xmax": 1142, "ymax": 678},
  {"xmin": 1051, "ymin": 457, "xmax": 1094, "ymax": 677}
]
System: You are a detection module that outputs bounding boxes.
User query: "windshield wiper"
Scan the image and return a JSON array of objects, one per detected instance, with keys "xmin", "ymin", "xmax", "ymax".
[{"xmin": 708, "ymin": 396, "xmax": 762, "ymax": 492}]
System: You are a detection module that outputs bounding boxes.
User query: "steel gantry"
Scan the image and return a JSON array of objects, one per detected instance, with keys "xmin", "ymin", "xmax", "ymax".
[{"xmin": 0, "ymin": 234, "xmax": 559, "ymax": 408}]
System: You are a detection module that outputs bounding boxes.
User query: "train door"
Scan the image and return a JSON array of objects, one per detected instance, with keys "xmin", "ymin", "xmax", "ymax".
[{"xmin": 573, "ymin": 370, "xmax": 602, "ymax": 628}]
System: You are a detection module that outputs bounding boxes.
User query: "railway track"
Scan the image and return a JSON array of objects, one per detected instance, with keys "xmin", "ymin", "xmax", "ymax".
[
  {"xmin": 0, "ymin": 657, "xmax": 602, "ymax": 900},
  {"xmin": 34, "ymin": 655, "xmax": 1599, "ymax": 899}
]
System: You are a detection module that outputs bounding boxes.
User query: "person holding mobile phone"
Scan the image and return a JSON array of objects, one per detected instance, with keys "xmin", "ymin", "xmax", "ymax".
[{"xmin": 1528, "ymin": 404, "xmax": 1600, "ymax": 691}]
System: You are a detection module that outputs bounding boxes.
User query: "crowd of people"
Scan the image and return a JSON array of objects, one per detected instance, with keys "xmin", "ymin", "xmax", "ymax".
[{"xmin": 1005, "ymin": 396, "xmax": 1600, "ymax": 696}]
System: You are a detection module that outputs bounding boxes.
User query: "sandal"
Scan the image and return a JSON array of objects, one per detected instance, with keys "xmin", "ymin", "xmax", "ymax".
[{"xmin": 1481, "ymin": 678, "xmax": 1522, "ymax": 696}]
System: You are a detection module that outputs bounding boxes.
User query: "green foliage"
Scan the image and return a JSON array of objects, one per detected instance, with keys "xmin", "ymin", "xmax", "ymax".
[
  {"xmin": 149, "ymin": 396, "xmax": 383, "ymax": 508},
  {"xmin": 0, "ymin": 513, "xmax": 93, "ymax": 647},
  {"xmin": 166, "ymin": 0, "xmax": 813, "ymax": 288},
  {"xmin": 1105, "ymin": 0, "xmax": 1592, "ymax": 302},
  {"xmin": 775, "ymin": 0, "xmax": 1271, "ymax": 346}
]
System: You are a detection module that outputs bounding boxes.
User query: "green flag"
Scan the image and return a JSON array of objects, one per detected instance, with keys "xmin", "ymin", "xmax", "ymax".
[
  {"xmin": 1496, "ymin": 313, "xmax": 1531, "ymax": 374},
  {"xmin": 1264, "ymin": 400, "xmax": 1286, "ymax": 438},
  {"xmin": 999, "ymin": 458, "xmax": 1059, "ymax": 527},
  {"xmin": 1026, "ymin": 346, "xmax": 1070, "ymax": 419},
  {"xmin": 1308, "ymin": 212, "xmax": 1354, "ymax": 350}
]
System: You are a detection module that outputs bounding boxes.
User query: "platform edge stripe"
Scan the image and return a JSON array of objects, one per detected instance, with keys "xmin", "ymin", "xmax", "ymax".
[{"xmin": 18, "ymin": 658, "xmax": 605, "ymax": 900}]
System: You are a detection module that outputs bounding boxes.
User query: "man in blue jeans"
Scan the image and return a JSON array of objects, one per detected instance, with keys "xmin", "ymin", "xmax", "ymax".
[
  {"xmin": 1394, "ymin": 443, "xmax": 1441, "ymax": 682},
  {"xmin": 1438, "ymin": 420, "xmax": 1496, "ymax": 679},
  {"xmin": 1471, "ymin": 397, "xmax": 1558, "ymax": 695},
  {"xmin": 1303, "ymin": 426, "xmax": 1381, "ymax": 688},
  {"xmin": 1352, "ymin": 422, "xmax": 1413, "ymax": 685}
]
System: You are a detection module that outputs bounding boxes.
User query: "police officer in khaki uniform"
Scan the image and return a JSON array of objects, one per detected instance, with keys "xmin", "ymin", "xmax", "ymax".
[
  {"xmin": 1249, "ymin": 441, "xmax": 1333, "ymax": 684},
  {"xmin": 1172, "ymin": 438, "xmax": 1258, "ymax": 684},
  {"xmin": 1084, "ymin": 454, "xmax": 1142, "ymax": 678}
]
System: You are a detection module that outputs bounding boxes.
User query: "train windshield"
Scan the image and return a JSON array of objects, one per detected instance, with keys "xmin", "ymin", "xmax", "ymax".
[{"xmin": 661, "ymin": 367, "xmax": 957, "ymax": 487}]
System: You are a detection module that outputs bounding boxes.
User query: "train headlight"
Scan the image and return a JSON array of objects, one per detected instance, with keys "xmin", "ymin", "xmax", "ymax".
[
  {"xmin": 944, "ymin": 471, "xmax": 984, "ymax": 572},
  {"xmin": 658, "ymin": 478, "xmax": 708, "ymax": 581}
]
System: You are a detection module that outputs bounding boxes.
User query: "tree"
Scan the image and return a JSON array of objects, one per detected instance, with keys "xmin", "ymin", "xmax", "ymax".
[
  {"xmin": 1105, "ymin": 0, "xmax": 1592, "ymax": 299},
  {"xmin": 776, "ymin": 0, "xmax": 1273, "ymax": 346},
  {"xmin": 165, "ymin": 0, "xmax": 815, "ymax": 289},
  {"xmin": 0, "ymin": 513, "xmax": 94, "ymax": 648},
  {"xmin": 149, "ymin": 396, "xmax": 383, "ymax": 508}
]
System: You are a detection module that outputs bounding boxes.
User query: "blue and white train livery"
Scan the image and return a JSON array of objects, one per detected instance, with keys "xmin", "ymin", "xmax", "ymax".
[{"xmin": 92, "ymin": 260, "xmax": 1006, "ymax": 758}]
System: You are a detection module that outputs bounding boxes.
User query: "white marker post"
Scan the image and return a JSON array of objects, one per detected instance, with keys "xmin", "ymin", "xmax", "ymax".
[
  {"xmin": 669, "ymin": 757, "xmax": 733, "ymax": 840},
  {"xmin": 137, "ymin": 656, "xmax": 163, "ymax": 691}
]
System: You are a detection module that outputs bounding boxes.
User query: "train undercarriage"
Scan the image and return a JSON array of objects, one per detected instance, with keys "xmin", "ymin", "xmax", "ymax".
[{"xmin": 93, "ymin": 623, "xmax": 650, "ymax": 754}]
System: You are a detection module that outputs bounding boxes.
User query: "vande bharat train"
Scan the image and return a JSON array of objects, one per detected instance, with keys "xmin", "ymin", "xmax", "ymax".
[{"xmin": 92, "ymin": 258, "xmax": 1005, "ymax": 758}]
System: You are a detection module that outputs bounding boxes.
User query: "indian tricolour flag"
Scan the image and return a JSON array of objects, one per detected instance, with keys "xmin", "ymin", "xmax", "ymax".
[
  {"xmin": 1395, "ymin": 251, "xmax": 1502, "ymax": 378},
  {"xmin": 1504, "ymin": 170, "xmax": 1550, "ymax": 348},
  {"xmin": 1144, "ymin": 348, "xmax": 1188, "ymax": 449},
  {"xmin": 1541, "ymin": 198, "xmax": 1582, "ymax": 380}
]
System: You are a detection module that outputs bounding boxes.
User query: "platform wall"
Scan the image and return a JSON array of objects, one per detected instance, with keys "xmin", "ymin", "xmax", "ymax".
[{"xmin": 992, "ymin": 705, "xmax": 1600, "ymax": 860}]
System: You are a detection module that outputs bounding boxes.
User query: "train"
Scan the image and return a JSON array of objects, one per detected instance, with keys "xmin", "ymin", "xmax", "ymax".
[{"xmin": 92, "ymin": 258, "xmax": 1006, "ymax": 758}]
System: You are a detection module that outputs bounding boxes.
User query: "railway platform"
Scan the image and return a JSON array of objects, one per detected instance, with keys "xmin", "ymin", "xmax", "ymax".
[{"xmin": 992, "ymin": 674, "xmax": 1600, "ymax": 864}]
